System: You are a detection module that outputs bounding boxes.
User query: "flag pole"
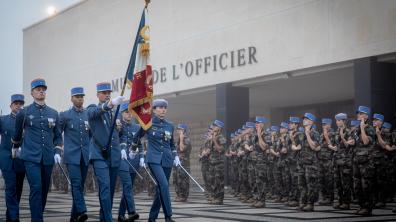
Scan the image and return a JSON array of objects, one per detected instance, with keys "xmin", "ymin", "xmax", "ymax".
[{"xmin": 105, "ymin": 3, "xmax": 149, "ymax": 156}]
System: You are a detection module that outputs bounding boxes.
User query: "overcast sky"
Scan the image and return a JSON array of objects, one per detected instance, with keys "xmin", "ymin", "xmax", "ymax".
[{"xmin": 0, "ymin": 0, "xmax": 80, "ymax": 114}]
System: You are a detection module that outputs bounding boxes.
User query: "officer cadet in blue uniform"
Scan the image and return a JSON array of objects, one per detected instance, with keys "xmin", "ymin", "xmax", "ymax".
[
  {"xmin": 0, "ymin": 94, "xmax": 26, "ymax": 222},
  {"xmin": 12, "ymin": 78, "xmax": 63, "ymax": 222},
  {"xmin": 133, "ymin": 99, "xmax": 179, "ymax": 222},
  {"xmin": 87, "ymin": 82, "xmax": 125, "ymax": 222},
  {"xmin": 118, "ymin": 102, "xmax": 142, "ymax": 222},
  {"xmin": 59, "ymin": 87, "xmax": 90, "ymax": 222}
]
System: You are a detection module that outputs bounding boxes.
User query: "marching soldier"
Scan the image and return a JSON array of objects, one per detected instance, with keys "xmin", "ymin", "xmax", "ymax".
[
  {"xmin": 208, "ymin": 120, "xmax": 227, "ymax": 205},
  {"xmin": 293, "ymin": 113, "xmax": 320, "ymax": 211},
  {"xmin": 318, "ymin": 118, "xmax": 335, "ymax": 205},
  {"xmin": 173, "ymin": 123, "xmax": 192, "ymax": 202},
  {"xmin": 59, "ymin": 87, "xmax": 90, "ymax": 222},
  {"xmin": 87, "ymin": 82, "xmax": 124, "ymax": 222},
  {"xmin": 0, "ymin": 94, "xmax": 26, "ymax": 222},
  {"xmin": 332, "ymin": 113, "xmax": 354, "ymax": 210},
  {"xmin": 353, "ymin": 106, "xmax": 376, "ymax": 216},
  {"xmin": 12, "ymin": 78, "xmax": 63, "ymax": 222},
  {"xmin": 118, "ymin": 102, "xmax": 141, "ymax": 222},
  {"xmin": 133, "ymin": 99, "xmax": 179, "ymax": 222}
]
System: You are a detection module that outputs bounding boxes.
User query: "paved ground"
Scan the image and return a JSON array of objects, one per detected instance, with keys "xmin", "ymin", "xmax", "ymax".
[{"xmin": 1, "ymin": 187, "xmax": 396, "ymax": 222}]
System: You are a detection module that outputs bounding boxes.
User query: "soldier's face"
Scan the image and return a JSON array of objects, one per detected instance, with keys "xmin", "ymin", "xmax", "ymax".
[
  {"xmin": 122, "ymin": 111, "xmax": 132, "ymax": 122},
  {"xmin": 97, "ymin": 91, "xmax": 111, "ymax": 102},
  {"xmin": 289, "ymin": 122, "xmax": 298, "ymax": 130},
  {"xmin": 336, "ymin": 119, "xmax": 345, "ymax": 128},
  {"xmin": 71, "ymin": 95, "xmax": 84, "ymax": 107},
  {"xmin": 357, "ymin": 113, "xmax": 368, "ymax": 121},
  {"xmin": 280, "ymin": 128, "xmax": 288, "ymax": 134},
  {"xmin": 31, "ymin": 86, "xmax": 46, "ymax": 101},
  {"xmin": 153, "ymin": 106, "xmax": 167, "ymax": 118},
  {"xmin": 177, "ymin": 129, "xmax": 184, "ymax": 136},
  {"xmin": 10, "ymin": 101, "xmax": 24, "ymax": 113},
  {"xmin": 256, "ymin": 123, "xmax": 263, "ymax": 130},
  {"xmin": 303, "ymin": 118, "xmax": 313, "ymax": 127},
  {"xmin": 373, "ymin": 119, "xmax": 383, "ymax": 128},
  {"xmin": 322, "ymin": 124, "xmax": 330, "ymax": 130}
]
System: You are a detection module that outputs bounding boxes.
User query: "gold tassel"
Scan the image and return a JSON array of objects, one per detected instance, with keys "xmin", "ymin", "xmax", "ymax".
[{"xmin": 140, "ymin": 42, "xmax": 150, "ymax": 57}]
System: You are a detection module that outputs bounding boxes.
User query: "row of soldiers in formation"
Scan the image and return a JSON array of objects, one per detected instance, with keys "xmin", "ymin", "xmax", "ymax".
[
  {"xmin": 50, "ymin": 132, "xmax": 193, "ymax": 201},
  {"xmin": 0, "ymin": 78, "xmax": 192, "ymax": 222},
  {"xmin": 200, "ymin": 107, "xmax": 396, "ymax": 216}
]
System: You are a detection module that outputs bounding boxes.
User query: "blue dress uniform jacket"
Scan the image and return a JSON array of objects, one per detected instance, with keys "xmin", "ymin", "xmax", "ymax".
[
  {"xmin": 59, "ymin": 107, "xmax": 90, "ymax": 166},
  {"xmin": 59, "ymin": 106, "xmax": 91, "ymax": 219},
  {"xmin": 119, "ymin": 121, "xmax": 143, "ymax": 172},
  {"xmin": 0, "ymin": 113, "xmax": 24, "ymax": 171},
  {"xmin": 12, "ymin": 102, "xmax": 62, "ymax": 222},
  {"xmin": 134, "ymin": 115, "xmax": 177, "ymax": 167},
  {"xmin": 118, "ymin": 120, "xmax": 143, "ymax": 217},
  {"xmin": 87, "ymin": 101, "xmax": 121, "ymax": 222},
  {"xmin": 87, "ymin": 102, "xmax": 121, "ymax": 166},
  {"xmin": 12, "ymin": 102, "xmax": 63, "ymax": 164},
  {"xmin": 0, "ymin": 113, "xmax": 26, "ymax": 221},
  {"xmin": 134, "ymin": 115, "xmax": 178, "ymax": 219}
]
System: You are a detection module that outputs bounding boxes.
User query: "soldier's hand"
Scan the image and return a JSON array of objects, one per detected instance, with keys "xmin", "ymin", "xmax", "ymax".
[
  {"xmin": 375, "ymin": 126, "xmax": 381, "ymax": 135},
  {"xmin": 360, "ymin": 118, "xmax": 367, "ymax": 128},
  {"xmin": 139, "ymin": 157, "xmax": 145, "ymax": 167},
  {"xmin": 121, "ymin": 149, "xmax": 127, "ymax": 160},
  {"xmin": 110, "ymin": 96, "xmax": 125, "ymax": 107},
  {"xmin": 54, "ymin": 154, "xmax": 62, "ymax": 164},
  {"xmin": 173, "ymin": 156, "xmax": 181, "ymax": 167},
  {"xmin": 339, "ymin": 127, "xmax": 344, "ymax": 135}
]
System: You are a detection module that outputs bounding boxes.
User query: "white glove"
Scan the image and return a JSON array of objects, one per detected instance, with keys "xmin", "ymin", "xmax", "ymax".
[
  {"xmin": 139, "ymin": 157, "xmax": 145, "ymax": 167},
  {"xmin": 173, "ymin": 156, "xmax": 181, "ymax": 167},
  {"xmin": 54, "ymin": 154, "xmax": 62, "ymax": 164},
  {"xmin": 110, "ymin": 96, "xmax": 125, "ymax": 106},
  {"xmin": 16, "ymin": 148, "xmax": 22, "ymax": 158},
  {"xmin": 129, "ymin": 151, "xmax": 137, "ymax": 159},
  {"xmin": 121, "ymin": 149, "xmax": 127, "ymax": 160}
]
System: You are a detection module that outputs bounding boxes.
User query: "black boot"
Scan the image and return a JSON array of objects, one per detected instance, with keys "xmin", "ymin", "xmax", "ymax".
[
  {"xmin": 127, "ymin": 212, "xmax": 140, "ymax": 222},
  {"xmin": 165, "ymin": 216, "xmax": 175, "ymax": 222},
  {"xmin": 77, "ymin": 213, "xmax": 88, "ymax": 222},
  {"xmin": 118, "ymin": 215, "xmax": 126, "ymax": 222}
]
